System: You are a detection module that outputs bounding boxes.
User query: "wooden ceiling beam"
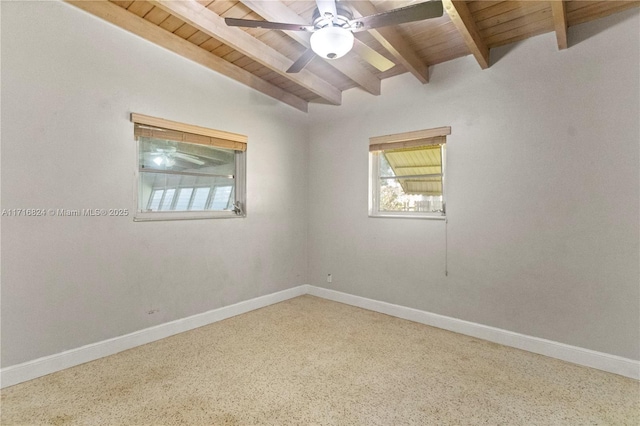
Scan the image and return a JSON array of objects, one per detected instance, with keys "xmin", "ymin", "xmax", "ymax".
[
  {"xmin": 443, "ymin": 0, "xmax": 490, "ymax": 69},
  {"xmin": 66, "ymin": 0, "xmax": 308, "ymax": 112},
  {"xmin": 348, "ymin": 0, "xmax": 430, "ymax": 84},
  {"xmin": 550, "ymin": 0, "xmax": 568, "ymax": 50},
  {"xmin": 149, "ymin": 0, "xmax": 342, "ymax": 105},
  {"xmin": 240, "ymin": 0, "xmax": 381, "ymax": 96}
]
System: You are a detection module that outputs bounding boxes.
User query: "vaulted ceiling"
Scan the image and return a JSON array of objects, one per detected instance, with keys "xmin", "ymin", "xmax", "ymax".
[{"xmin": 68, "ymin": 1, "xmax": 639, "ymax": 112}]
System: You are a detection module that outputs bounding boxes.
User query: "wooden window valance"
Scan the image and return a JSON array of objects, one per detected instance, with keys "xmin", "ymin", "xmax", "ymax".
[
  {"xmin": 131, "ymin": 113, "xmax": 247, "ymax": 152},
  {"xmin": 369, "ymin": 126, "xmax": 450, "ymax": 152}
]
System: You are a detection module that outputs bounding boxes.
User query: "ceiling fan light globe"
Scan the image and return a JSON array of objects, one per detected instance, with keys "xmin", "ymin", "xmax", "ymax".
[{"xmin": 310, "ymin": 26, "xmax": 354, "ymax": 60}]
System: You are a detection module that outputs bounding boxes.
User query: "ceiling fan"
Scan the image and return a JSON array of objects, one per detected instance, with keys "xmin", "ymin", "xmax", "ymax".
[
  {"xmin": 225, "ymin": 0, "xmax": 444, "ymax": 73},
  {"xmin": 149, "ymin": 147, "xmax": 205, "ymax": 167}
]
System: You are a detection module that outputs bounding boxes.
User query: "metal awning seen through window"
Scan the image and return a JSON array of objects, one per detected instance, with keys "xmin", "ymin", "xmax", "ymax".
[
  {"xmin": 383, "ymin": 145, "xmax": 443, "ymax": 196},
  {"xmin": 369, "ymin": 126, "xmax": 450, "ymax": 218}
]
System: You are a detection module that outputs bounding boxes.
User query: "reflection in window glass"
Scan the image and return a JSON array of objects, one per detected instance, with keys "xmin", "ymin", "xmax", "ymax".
[
  {"xmin": 211, "ymin": 186, "xmax": 232, "ymax": 210},
  {"xmin": 135, "ymin": 119, "xmax": 246, "ymax": 221},
  {"xmin": 174, "ymin": 188, "xmax": 193, "ymax": 211},
  {"xmin": 160, "ymin": 188, "xmax": 175, "ymax": 211},
  {"xmin": 138, "ymin": 137, "xmax": 237, "ymax": 213},
  {"xmin": 148, "ymin": 190, "xmax": 163, "ymax": 211},
  {"xmin": 191, "ymin": 187, "xmax": 210, "ymax": 211}
]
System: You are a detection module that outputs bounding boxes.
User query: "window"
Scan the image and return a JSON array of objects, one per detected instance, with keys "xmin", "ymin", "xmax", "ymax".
[
  {"xmin": 132, "ymin": 113, "xmax": 247, "ymax": 221},
  {"xmin": 369, "ymin": 126, "xmax": 450, "ymax": 219}
]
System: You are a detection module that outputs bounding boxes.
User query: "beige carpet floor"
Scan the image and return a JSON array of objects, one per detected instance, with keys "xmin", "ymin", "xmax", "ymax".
[{"xmin": 1, "ymin": 295, "xmax": 638, "ymax": 425}]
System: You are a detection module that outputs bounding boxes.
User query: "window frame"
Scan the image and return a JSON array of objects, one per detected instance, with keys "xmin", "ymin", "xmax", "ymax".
[
  {"xmin": 131, "ymin": 113, "xmax": 247, "ymax": 222},
  {"xmin": 368, "ymin": 126, "xmax": 450, "ymax": 220}
]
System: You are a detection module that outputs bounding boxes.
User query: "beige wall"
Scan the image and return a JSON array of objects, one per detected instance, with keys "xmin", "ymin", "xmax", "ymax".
[
  {"xmin": 307, "ymin": 9, "xmax": 640, "ymax": 360},
  {"xmin": 0, "ymin": 1, "xmax": 309, "ymax": 367}
]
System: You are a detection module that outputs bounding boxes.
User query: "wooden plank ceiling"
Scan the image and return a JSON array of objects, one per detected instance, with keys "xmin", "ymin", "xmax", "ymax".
[{"xmin": 68, "ymin": 0, "xmax": 639, "ymax": 112}]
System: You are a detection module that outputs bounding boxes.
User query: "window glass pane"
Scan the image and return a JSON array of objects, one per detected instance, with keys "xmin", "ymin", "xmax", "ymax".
[
  {"xmin": 375, "ymin": 145, "xmax": 444, "ymax": 215},
  {"xmin": 174, "ymin": 188, "xmax": 193, "ymax": 211},
  {"xmin": 382, "ymin": 145, "xmax": 442, "ymax": 177},
  {"xmin": 148, "ymin": 190, "xmax": 163, "ymax": 211},
  {"xmin": 138, "ymin": 173, "xmax": 234, "ymax": 212},
  {"xmin": 379, "ymin": 154, "xmax": 395, "ymax": 177},
  {"xmin": 139, "ymin": 137, "xmax": 235, "ymax": 176},
  {"xmin": 379, "ymin": 177, "xmax": 443, "ymax": 212},
  {"xmin": 190, "ymin": 187, "xmax": 210, "ymax": 211},
  {"xmin": 210, "ymin": 186, "xmax": 233, "ymax": 210},
  {"xmin": 138, "ymin": 136, "xmax": 237, "ymax": 213},
  {"xmin": 135, "ymin": 120, "xmax": 246, "ymax": 220},
  {"xmin": 160, "ymin": 188, "xmax": 175, "ymax": 211}
]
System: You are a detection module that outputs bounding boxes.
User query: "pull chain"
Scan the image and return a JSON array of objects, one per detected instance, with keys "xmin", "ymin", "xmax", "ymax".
[{"xmin": 445, "ymin": 217, "xmax": 449, "ymax": 277}]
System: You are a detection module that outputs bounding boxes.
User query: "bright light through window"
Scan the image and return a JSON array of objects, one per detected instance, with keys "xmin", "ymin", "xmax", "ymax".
[
  {"xmin": 133, "ymin": 114, "xmax": 247, "ymax": 221},
  {"xmin": 191, "ymin": 187, "xmax": 210, "ymax": 211},
  {"xmin": 369, "ymin": 127, "xmax": 449, "ymax": 219}
]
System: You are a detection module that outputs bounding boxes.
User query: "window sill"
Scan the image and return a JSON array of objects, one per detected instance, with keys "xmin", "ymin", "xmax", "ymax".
[
  {"xmin": 134, "ymin": 211, "xmax": 245, "ymax": 222},
  {"xmin": 369, "ymin": 213, "xmax": 446, "ymax": 220}
]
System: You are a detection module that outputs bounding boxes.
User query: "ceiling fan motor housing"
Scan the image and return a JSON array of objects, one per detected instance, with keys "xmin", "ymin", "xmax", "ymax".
[
  {"xmin": 310, "ymin": 27, "xmax": 354, "ymax": 59},
  {"xmin": 310, "ymin": 5, "xmax": 355, "ymax": 60},
  {"xmin": 311, "ymin": 4, "xmax": 353, "ymax": 27}
]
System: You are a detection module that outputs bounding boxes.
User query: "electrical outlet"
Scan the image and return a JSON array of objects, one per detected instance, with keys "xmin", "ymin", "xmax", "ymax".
[{"xmin": 327, "ymin": 274, "xmax": 332, "ymax": 283}]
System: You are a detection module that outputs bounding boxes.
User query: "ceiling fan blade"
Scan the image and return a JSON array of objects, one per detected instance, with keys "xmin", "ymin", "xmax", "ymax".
[
  {"xmin": 351, "ymin": 0, "xmax": 444, "ymax": 32},
  {"xmin": 316, "ymin": 0, "xmax": 338, "ymax": 18},
  {"xmin": 225, "ymin": 17, "xmax": 311, "ymax": 32},
  {"xmin": 287, "ymin": 49, "xmax": 317, "ymax": 73},
  {"xmin": 174, "ymin": 153, "xmax": 205, "ymax": 165},
  {"xmin": 352, "ymin": 39, "xmax": 395, "ymax": 72}
]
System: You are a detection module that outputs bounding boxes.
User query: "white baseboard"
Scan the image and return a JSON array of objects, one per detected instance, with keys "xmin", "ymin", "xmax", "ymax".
[
  {"xmin": 0, "ymin": 286, "xmax": 307, "ymax": 389},
  {"xmin": 306, "ymin": 285, "xmax": 640, "ymax": 380},
  {"xmin": 2, "ymin": 284, "xmax": 637, "ymax": 388}
]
